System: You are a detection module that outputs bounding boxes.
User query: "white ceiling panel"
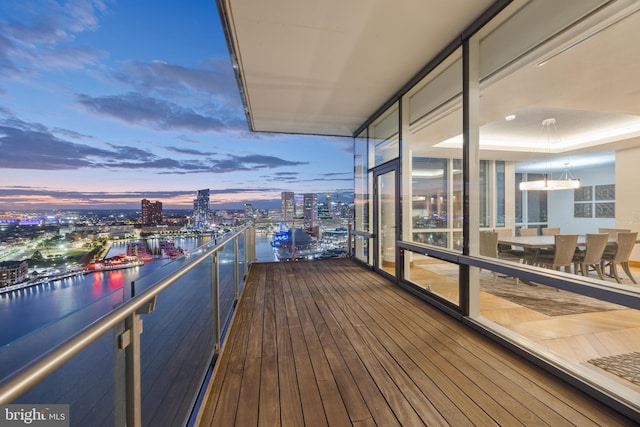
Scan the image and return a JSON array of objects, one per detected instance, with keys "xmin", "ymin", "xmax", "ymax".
[{"xmin": 219, "ymin": 0, "xmax": 495, "ymax": 136}]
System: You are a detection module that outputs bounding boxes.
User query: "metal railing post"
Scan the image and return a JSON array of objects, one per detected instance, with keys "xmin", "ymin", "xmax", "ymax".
[
  {"xmin": 122, "ymin": 312, "xmax": 143, "ymax": 427},
  {"xmin": 117, "ymin": 297, "xmax": 154, "ymax": 427},
  {"xmin": 234, "ymin": 237, "xmax": 239, "ymax": 300},
  {"xmin": 211, "ymin": 251, "xmax": 221, "ymax": 353},
  {"xmin": 250, "ymin": 226, "xmax": 256, "ymax": 264}
]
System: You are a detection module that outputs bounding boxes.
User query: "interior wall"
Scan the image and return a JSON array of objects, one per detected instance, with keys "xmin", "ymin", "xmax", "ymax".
[
  {"xmin": 616, "ymin": 145, "xmax": 640, "ymax": 262},
  {"xmin": 546, "ymin": 163, "xmax": 615, "ymax": 234}
]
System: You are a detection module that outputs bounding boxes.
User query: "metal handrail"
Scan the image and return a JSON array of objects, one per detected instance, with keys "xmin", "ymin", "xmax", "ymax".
[{"xmin": 0, "ymin": 224, "xmax": 251, "ymax": 404}]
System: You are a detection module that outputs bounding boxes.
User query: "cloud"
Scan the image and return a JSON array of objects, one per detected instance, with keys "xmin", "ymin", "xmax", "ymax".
[
  {"xmin": 0, "ymin": 186, "xmax": 280, "ymax": 205},
  {"xmin": 0, "ymin": 123, "xmax": 113, "ymax": 170},
  {"xmin": 0, "ymin": 113, "xmax": 310, "ymax": 174},
  {"xmin": 0, "ymin": 0, "xmax": 108, "ymax": 76},
  {"xmin": 165, "ymin": 146, "xmax": 218, "ymax": 156},
  {"xmin": 77, "ymin": 92, "xmax": 247, "ymax": 133},
  {"xmin": 112, "ymin": 58, "xmax": 240, "ymax": 105},
  {"xmin": 158, "ymin": 154, "xmax": 308, "ymax": 175}
]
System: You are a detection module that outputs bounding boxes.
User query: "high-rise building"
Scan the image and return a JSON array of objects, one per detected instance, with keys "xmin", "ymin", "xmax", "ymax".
[
  {"xmin": 141, "ymin": 199, "xmax": 163, "ymax": 225},
  {"xmin": 193, "ymin": 189, "xmax": 210, "ymax": 229},
  {"xmin": 281, "ymin": 191, "xmax": 295, "ymax": 223},
  {"xmin": 244, "ymin": 203, "xmax": 255, "ymax": 220},
  {"xmin": 294, "ymin": 194, "xmax": 304, "ymax": 219},
  {"xmin": 303, "ymin": 193, "xmax": 318, "ymax": 237}
]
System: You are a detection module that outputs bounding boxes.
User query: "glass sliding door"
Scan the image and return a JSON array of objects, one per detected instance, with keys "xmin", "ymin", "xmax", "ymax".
[{"xmin": 374, "ymin": 162, "xmax": 398, "ymax": 277}]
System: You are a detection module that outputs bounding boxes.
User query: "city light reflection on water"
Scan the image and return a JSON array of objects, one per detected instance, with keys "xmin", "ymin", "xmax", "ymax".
[
  {"xmin": 0, "ymin": 237, "xmax": 208, "ymax": 347},
  {"xmin": 0, "ymin": 235, "xmax": 277, "ymax": 348},
  {"xmin": 0, "ymin": 235, "xmax": 276, "ymax": 348}
]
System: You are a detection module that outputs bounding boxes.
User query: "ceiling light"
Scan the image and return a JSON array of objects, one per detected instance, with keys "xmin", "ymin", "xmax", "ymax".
[{"xmin": 519, "ymin": 119, "xmax": 580, "ymax": 191}]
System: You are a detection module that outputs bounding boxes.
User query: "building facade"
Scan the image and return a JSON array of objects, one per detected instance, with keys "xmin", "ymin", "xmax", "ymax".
[
  {"xmin": 193, "ymin": 189, "xmax": 210, "ymax": 229},
  {"xmin": 219, "ymin": 0, "xmax": 640, "ymax": 418},
  {"xmin": 0, "ymin": 260, "xmax": 29, "ymax": 286},
  {"xmin": 281, "ymin": 191, "xmax": 295, "ymax": 223},
  {"xmin": 303, "ymin": 193, "xmax": 318, "ymax": 237},
  {"xmin": 140, "ymin": 199, "xmax": 163, "ymax": 226}
]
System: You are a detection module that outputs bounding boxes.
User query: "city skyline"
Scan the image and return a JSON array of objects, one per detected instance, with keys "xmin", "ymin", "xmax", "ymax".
[{"xmin": 0, "ymin": 0, "xmax": 353, "ymax": 210}]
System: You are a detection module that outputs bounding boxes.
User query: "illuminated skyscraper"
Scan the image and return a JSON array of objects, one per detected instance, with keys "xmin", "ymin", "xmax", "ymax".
[
  {"xmin": 303, "ymin": 193, "xmax": 318, "ymax": 237},
  {"xmin": 141, "ymin": 199, "xmax": 163, "ymax": 225},
  {"xmin": 193, "ymin": 189, "xmax": 210, "ymax": 229},
  {"xmin": 281, "ymin": 191, "xmax": 294, "ymax": 223},
  {"xmin": 244, "ymin": 203, "xmax": 255, "ymax": 220}
]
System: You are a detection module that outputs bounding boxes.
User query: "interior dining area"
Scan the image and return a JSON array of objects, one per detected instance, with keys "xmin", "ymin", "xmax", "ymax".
[{"xmin": 351, "ymin": 0, "xmax": 640, "ymax": 418}]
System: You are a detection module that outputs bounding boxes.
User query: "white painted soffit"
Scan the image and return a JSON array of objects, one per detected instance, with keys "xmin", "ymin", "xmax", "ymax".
[{"xmin": 217, "ymin": 0, "xmax": 496, "ymax": 137}]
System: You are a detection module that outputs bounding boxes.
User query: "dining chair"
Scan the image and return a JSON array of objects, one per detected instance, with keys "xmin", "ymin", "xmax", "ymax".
[
  {"xmin": 517, "ymin": 227, "xmax": 539, "ymax": 264},
  {"xmin": 535, "ymin": 234, "xmax": 579, "ymax": 273},
  {"xmin": 601, "ymin": 231, "xmax": 638, "ymax": 284},
  {"xmin": 572, "ymin": 233, "xmax": 608, "ymax": 279},
  {"xmin": 519, "ymin": 228, "xmax": 538, "ymax": 236},
  {"xmin": 479, "ymin": 231, "xmax": 520, "ymax": 285},
  {"xmin": 598, "ymin": 228, "xmax": 631, "ymax": 239},
  {"xmin": 495, "ymin": 228, "xmax": 523, "ymax": 257},
  {"xmin": 599, "ymin": 228, "xmax": 631, "ymax": 261},
  {"xmin": 541, "ymin": 227, "xmax": 560, "ymax": 236}
]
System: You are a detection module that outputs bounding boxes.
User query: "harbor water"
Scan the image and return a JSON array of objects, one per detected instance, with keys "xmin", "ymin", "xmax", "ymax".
[{"xmin": 0, "ymin": 235, "xmax": 276, "ymax": 348}]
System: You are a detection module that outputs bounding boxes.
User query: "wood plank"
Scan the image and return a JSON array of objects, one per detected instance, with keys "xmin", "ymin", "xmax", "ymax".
[
  {"xmin": 345, "ymin": 262, "xmax": 632, "ymax": 426},
  {"xmin": 199, "ymin": 259, "xmax": 638, "ymax": 426},
  {"xmin": 273, "ymin": 266, "xmax": 305, "ymax": 426},
  {"xmin": 285, "ymin": 266, "xmax": 352, "ymax": 426},
  {"xmin": 279, "ymin": 264, "xmax": 330, "ymax": 427}
]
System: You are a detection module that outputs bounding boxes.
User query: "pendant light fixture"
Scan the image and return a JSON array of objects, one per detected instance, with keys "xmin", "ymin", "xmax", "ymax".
[{"xmin": 519, "ymin": 118, "xmax": 580, "ymax": 191}]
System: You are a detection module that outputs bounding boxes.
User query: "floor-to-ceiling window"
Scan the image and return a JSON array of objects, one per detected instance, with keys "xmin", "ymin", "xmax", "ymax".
[
  {"xmin": 400, "ymin": 49, "xmax": 464, "ymax": 306},
  {"xmin": 365, "ymin": 0, "xmax": 640, "ymax": 412},
  {"xmin": 354, "ymin": 128, "xmax": 370, "ymax": 263},
  {"xmin": 472, "ymin": 0, "xmax": 640, "ymax": 409},
  {"xmin": 369, "ymin": 103, "xmax": 399, "ymax": 275}
]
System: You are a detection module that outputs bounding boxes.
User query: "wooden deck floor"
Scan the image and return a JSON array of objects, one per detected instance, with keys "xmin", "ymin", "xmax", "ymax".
[{"xmin": 196, "ymin": 258, "xmax": 636, "ymax": 426}]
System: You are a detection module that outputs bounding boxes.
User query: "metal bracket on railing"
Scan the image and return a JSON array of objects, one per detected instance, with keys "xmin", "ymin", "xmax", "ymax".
[
  {"xmin": 119, "ymin": 329, "xmax": 131, "ymax": 350},
  {"xmin": 117, "ymin": 295, "xmax": 155, "ymax": 350},
  {"xmin": 137, "ymin": 295, "xmax": 157, "ymax": 315},
  {"xmin": 118, "ymin": 315, "xmax": 144, "ymax": 350}
]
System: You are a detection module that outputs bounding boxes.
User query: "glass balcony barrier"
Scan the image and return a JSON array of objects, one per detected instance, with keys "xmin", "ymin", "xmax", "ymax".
[{"xmin": 0, "ymin": 224, "xmax": 255, "ymax": 427}]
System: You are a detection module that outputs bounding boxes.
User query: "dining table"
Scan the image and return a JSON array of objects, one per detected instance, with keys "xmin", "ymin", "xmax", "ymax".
[{"xmin": 497, "ymin": 235, "xmax": 589, "ymax": 249}]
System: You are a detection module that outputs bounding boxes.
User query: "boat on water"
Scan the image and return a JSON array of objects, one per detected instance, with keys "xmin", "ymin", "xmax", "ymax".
[
  {"xmin": 126, "ymin": 241, "xmax": 153, "ymax": 262},
  {"xmin": 271, "ymin": 228, "xmax": 323, "ymax": 261},
  {"xmin": 159, "ymin": 240, "xmax": 185, "ymax": 258},
  {"xmin": 90, "ymin": 254, "xmax": 143, "ymax": 271}
]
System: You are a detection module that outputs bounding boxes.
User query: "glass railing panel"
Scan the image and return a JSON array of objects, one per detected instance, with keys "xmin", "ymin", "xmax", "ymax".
[
  {"xmin": 129, "ymin": 236, "xmax": 221, "ymax": 296},
  {"xmin": 139, "ymin": 256, "xmax": 214, "ymax": 427},
  {"xmin": 14, "ymin": 333, "xmax": 115, "ymax": 427},
  {"xmin": 0, "ymin": 288, "xmax": 124, "ymax": 380},
  {"xmin": 218, "ymin": 243, "xmax": 236, "ymax": 334}
]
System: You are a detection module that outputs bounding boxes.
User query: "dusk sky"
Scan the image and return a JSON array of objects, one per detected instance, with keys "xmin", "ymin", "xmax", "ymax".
[{"xmin": 0, "ymin": 0, "xmax": 353, "ymax": 211}]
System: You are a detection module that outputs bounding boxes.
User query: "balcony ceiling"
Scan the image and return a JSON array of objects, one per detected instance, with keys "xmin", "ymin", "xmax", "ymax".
[{"xmin": 217, "ymin": 0, "xmax": 496, "ymax": 137}]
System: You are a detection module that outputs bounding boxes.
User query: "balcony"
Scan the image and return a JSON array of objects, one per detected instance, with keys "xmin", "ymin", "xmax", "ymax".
[{"xmin": 0, "ymin": 225, "xmax": 637, "ymax": 425}]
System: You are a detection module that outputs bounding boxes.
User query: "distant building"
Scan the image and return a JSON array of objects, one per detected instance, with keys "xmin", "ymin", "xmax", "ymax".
[
  {"xmin": 193, "ymin": 189, "xmax": 210, "ymax": 229},
  {"xmin": 281, "ymin": 192, "xmax": 295, "ymax": 223},
  {"xmin": 303, "ymin": 193, "xmax": 319, "ymax": 237},
  {"xmin": 141, "ymin": 199, "xmax": 163, "ymax": 225},
  {"xmin": 0, "ymin": 260, "xmax": 29, "ymax": 287},
  {"xmin": 294, "ymin": 194, "xmax": 304, "ymax": 219},
  {"xmin": 244, "ymin": 203, "xmax": 255, "ymax": 220}
]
